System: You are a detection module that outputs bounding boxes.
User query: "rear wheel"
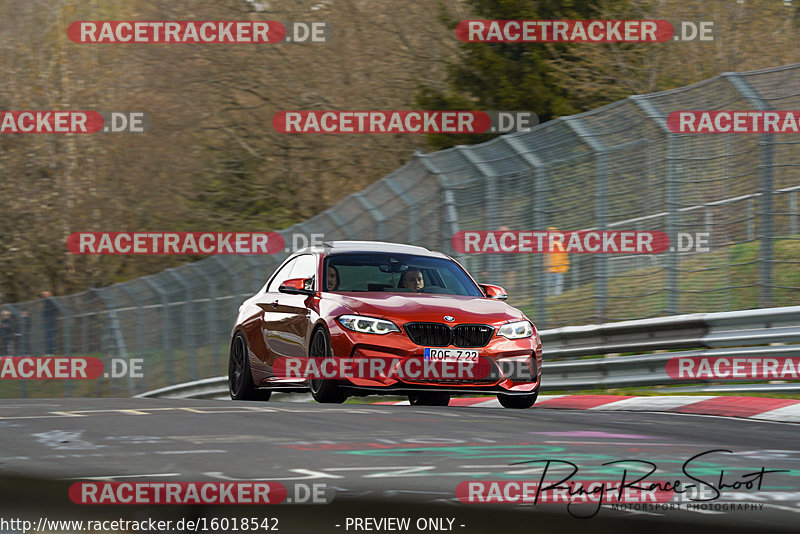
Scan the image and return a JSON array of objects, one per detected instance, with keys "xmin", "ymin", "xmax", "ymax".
[
  {"xmin": 309, "ymin": 328, "xmax": 348, "ymax": 404},
  {"xmin": 229, "ymin": 332, "xmax": 270, "ymax": 400},
  {"xmin": 497, "ymin": 391, "xmax": 538, "ymax": 409},
  {"xmin": 408, "ymin": 392, "xmax": 451, "ymax": 406}
]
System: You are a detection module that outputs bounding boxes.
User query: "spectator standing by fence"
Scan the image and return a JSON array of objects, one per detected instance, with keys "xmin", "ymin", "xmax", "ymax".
[{"xmin": 544, "ymin": 227, "xmax": 570, "ymax": 296}]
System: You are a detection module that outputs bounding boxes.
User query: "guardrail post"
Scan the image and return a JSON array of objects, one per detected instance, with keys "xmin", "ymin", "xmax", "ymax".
[
  {"xmin": 725, "ymin": 73, "xmax": 775, "ymax": 307},
  {"xmin": 791, "ymin": 191, "xmax": 798, "ymax": 235}
]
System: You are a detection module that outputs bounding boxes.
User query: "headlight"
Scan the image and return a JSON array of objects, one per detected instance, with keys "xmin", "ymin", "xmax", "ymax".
[
  {"xmin": 338, "ymin": 315, "xmax": 400, "ymax": 335},
  {"xmin": 498, "ymin": 320, "xmax": 534, "ymax": 339}
]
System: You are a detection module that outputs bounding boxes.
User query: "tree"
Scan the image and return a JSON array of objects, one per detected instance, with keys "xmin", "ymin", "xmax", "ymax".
[
  {"xmin": 547, "ymin": 0, "xmax": 800, "ymax": 111},
  {"xmin": 416, "ymin": 0, "xmax": 603, "ymax": 149}
]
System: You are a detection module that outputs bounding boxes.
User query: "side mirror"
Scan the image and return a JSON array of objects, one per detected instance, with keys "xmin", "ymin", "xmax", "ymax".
[
  {"xmin": 480, "ymin": 284, "xmax": 508, "ymax": 300},
  {"xmin": 279, "ymin": 278, "xmax": 315, "ymax": 296}
]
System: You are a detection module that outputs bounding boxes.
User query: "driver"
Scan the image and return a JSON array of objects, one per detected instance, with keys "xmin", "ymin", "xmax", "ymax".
[{"xmin": 400, "ymin": 269, "xmax": 425, "ymax": 292}]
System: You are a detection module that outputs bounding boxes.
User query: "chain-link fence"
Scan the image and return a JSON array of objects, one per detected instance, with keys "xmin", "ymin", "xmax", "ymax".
[{"xmin": 3, "ymin": 63, "xmax": 800, "ymax": 397}]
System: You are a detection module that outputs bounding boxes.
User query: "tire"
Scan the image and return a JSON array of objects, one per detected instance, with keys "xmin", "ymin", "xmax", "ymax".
[
  {"xmin": 228, "ymin": 331, "xmax": 271, "ymax": 401},
  {"xmin": 309, "ymin": 328, "xmax": 348, "ymax": 404},
  {"xmin": 408, "ymin": 392, "xmax": 451, "ymax": 406},
  {"xmin": 497, "ymin": 390, "xmax": 538, "ymax": 409}
]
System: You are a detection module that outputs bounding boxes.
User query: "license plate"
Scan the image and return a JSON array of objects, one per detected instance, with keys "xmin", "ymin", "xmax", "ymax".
[{"xmin": 423, "ymin": 348, "xmax": 479, "ymax": 362}]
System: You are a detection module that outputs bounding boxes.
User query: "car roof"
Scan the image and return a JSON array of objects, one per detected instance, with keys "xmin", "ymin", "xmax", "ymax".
[{"xmin": 294, "ymin": 240, "xmax": 448, "ymax": 258}]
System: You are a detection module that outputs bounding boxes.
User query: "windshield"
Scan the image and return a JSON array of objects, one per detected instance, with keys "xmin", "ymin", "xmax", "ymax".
[{"xmin": 324, "ymin": 252, "xmax": 483, "ymax": 297}]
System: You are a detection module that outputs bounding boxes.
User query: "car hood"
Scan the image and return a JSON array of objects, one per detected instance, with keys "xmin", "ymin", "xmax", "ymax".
[{"xmin": 327, "ymin": 292, "xmax": 526, "ymax": 325}]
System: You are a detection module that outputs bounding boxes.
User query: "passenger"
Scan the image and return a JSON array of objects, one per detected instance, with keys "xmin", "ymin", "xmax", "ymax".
[
  {"xmin": 400, "ymin": 269, "xmax": 425, "ymax": 292},
  {"xmin": 327, "ymin": 265, "xmax": 340, "ymax": 291}
]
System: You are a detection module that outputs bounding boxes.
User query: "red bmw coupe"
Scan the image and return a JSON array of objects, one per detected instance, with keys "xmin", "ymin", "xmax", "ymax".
[{"xmin": 228, "ymin": 241, "xmax": 542, "ymax": 408}]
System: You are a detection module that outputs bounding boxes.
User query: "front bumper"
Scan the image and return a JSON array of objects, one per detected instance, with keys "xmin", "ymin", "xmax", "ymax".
[{"xmin": 328, "ymin": 321, "xmax": 542, "ymax": 393}]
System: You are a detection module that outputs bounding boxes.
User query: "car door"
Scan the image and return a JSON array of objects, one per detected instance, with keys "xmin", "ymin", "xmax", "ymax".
[
  {"xmin": 262, "ymin": 253, "xmax": 317, "ymax": 367},
  {"xmin": 241, "ymin": 257, "xmax": 298, "ymax": 388}
]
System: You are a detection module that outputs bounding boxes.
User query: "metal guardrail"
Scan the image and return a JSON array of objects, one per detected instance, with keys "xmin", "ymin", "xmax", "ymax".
[
  {"xmin": 139, "ymin": 306, "xmax": 800, "ymax": 399},
  {"xmin": 540, "ymin": 306, "xmax": 800, "ymax": 358}
]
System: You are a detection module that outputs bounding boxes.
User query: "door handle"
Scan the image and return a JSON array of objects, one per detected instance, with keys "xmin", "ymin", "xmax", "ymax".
[{"xmin": 257, "ymin": 301, "xmax": 279, "ymax": 313}]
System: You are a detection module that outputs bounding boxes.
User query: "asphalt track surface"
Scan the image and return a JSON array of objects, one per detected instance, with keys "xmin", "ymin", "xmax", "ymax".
[{"xmin": 1, "ymin": 397, "xmax": 799, "ymax": 533}]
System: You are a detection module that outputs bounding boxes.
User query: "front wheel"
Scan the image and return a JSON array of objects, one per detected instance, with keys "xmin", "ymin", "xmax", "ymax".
[
  {"xmin": 408, "ymin": 392, "xmax": 451, "ymax": 406},
  {"xmin": 309, "ymin": 328, "xmax": 348, "ymax": 404},
  {"xmin": 497, "ymin": 391, "xmax": 538, "ymax": 409}
]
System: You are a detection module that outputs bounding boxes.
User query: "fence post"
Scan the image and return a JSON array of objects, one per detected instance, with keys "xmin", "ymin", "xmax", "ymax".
[
  {"xmin": 326, "ymin": 209, "xmax": 358, "ymax": 240},
  {"xmin": 460, "ymin": 146, "xmax": 501, "ymax": 280},
  {"xmin": 2, "ymin": 305, "xmax": 26, "ymax": 397},
  {"xmin": 415, "ymin": 152, "xmax": 462, "ymax": 260},
  {"xmin": 564, "ymin": 117, "xmax": 609, "ymax": 322},
  {"xmin": 725, "ymin": 73, "xmax": 775, "ymax": 307},
  {"xmin": 384, "ymin": 177, "xmax": 419, "ymax": 244},
  {"xmin": 503, "ymin": 136, "xmax": 548, "ymax": 327},
  {"xmin": 353, "ymin": 193, "xmax": 387, "ymax": 242},
  {"xmin": 213, "ymin": 254, "xmax": 242, "ymax": 314},
  {"xmin": 46, "ymin": 296, "xmax": 72, "ymax": 396},
  {"xmin": 119, "ymin": 283, "xmax": 146, "ymax": 393},
  {"xmin": 167, "ymin": 269, "xmax": 194, "ymax": 381},
  {"xmin": 92, "ymin": 288, "xmax": 132, "ymax": 395},
  {"xmin": 631, "ymin": 95, "xmax": 680, "ymax": 314},
  {"xmin": 191, "ymin": 262, "xmax": 221, "ymax": 369},
  {"xmin": 143, "ymin": 277, "xmax": 174, "ymax": 386}
]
